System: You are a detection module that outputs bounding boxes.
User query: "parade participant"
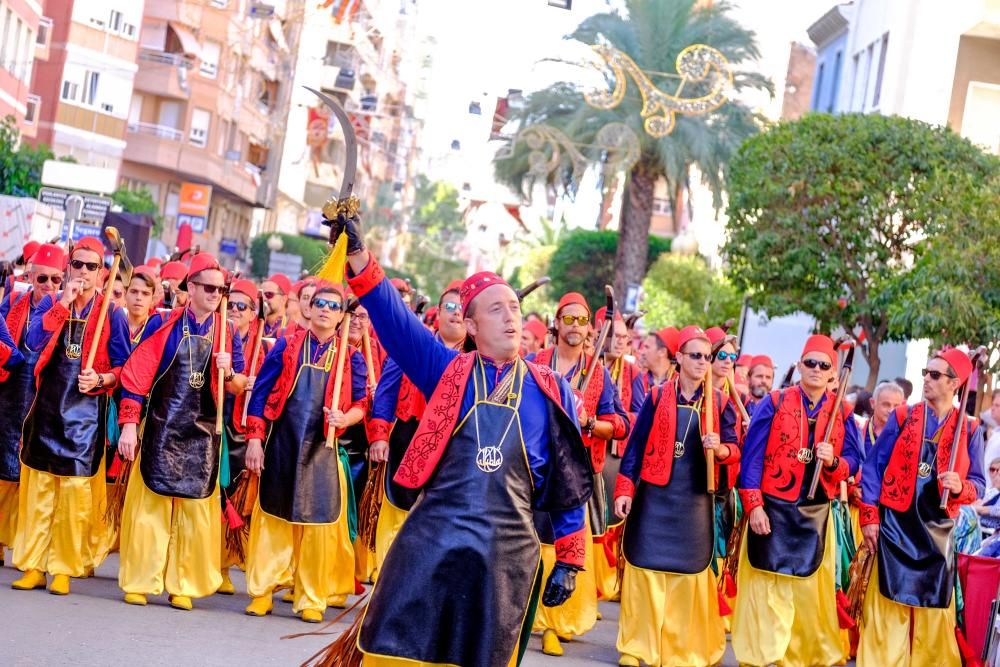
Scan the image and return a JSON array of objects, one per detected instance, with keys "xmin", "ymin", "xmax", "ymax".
[
  {"xmin": 521, "ymin": 319, "xmax": 547, "ymax": 357},
  {"xmin": 368, "ymin": 281, "xmax": 465, "ymax": 570},
  {"xmin": 286, "ymin": 280, "xmax": 303, "ymax": 324},
  {"xmin": 284, "ymin": 279, "xmax": 317, "ymax": 338},
  {"xmin": 111, "ymin": 275, "xmax": 126, "ymax": 309},
  {"xmin": 242, "ymin": 283, "xmax": 367, "ymax": 623},
  {"xmin": 528, "ymin": 292, "xmax": 628, "ymax": 656},
  {"xmin": 631, "ymin": 327, "xmax": 678, "ymax": 412},
  {"xmin": 745, "ymin": 355, "xmax": 775, "ymax": 413},
  {"xmin": 614, "ymin": 325, "xmax": 739, "ymax": 667},
  {"xmin": 114, "ymin": 266, "xmax": 157, "ymax": 346},
  {"xmin": 333, "ymin": 214, "xmax": 592, "ymax": 667},
  {"xmin": 706, "ymin": 327, "xmax": 745, "ymax": 432},
  {"xmin": 731, "ymin": 334, "xmax": 862, "ymax": 667},
  {"xmin": 160, "ymin": 261, "xmax": 188, "ymax": 308},
  {"xmin": 734, "ymin": 354, "xmax": 752, "ymax": 396},
  {"xmin": 857, "ymin": 350, "xmax": 985, "ymax": 666},
  {"xmin": 261, "ymin": 273, "xmax": 291, "ymax": 337},
  {"xmin": 12, "ymin": 237, "xmax": 128, "ymax": 595},
  {"xmin": 0, "ymin": 243, "xmax": 63, "ymax": 562},
  {"xmin": 115, "ymin": 253, "xmax": 246, "ymax": 610},
  {"xmin": 390, "ymin": 277, "xmax": 412, "ymax": 306}
]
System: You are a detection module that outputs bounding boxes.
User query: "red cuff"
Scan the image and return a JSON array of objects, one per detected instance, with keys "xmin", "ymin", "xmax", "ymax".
[
  {"xmin": 42, "ymin": 302, "xmax": 69, "ymax": 331},
  {"xmin": 346, "ymin": 258, "xmax": 386, "ymax": 298},
  {"xmin": 367, "ymin": 418, "xmax": 392, "ymax": 442},
  {"xmin": 739, "ymin": 488, "xmax": 763, "ymax": 512},
  {"xmin": 599, "ymin": 413, "xmax": 627, "ymax": 440},
  {"xmin": 821, "ymin": 456, "xmax": 850, "ymax": 485},
  {"xmin": 860, "ymin": 502, "xmax": 879, "ymax": 526},
  {"xmin": 0, "ymin": 344, "xmax": 11, "ymax": 370},
  {"xmin": 118, "ymin": 398, "xmax": 142, "ymax": 425},
  {"xmin": 554, "ymin": 527, "xmax": 587, "ymax": 569},
  {"xmin": 614, "ymin": 474, "xmax": 636, "ymax": 500},
  {"xmin": 246, "ymin": 416, "xmax": 267, "ymax": 441},
  {"xmin": 948, "ymin": 480, "xmax": 978, "ymax": 514},
  {"xmin": 718, "ymin": 442, "xmax": 741, "ymax": 464}
]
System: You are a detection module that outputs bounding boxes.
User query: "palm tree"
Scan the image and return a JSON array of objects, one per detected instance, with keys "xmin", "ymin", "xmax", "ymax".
[{"xmin": 494, "ymin": 0, "xmax": 772, "ymax": 297}]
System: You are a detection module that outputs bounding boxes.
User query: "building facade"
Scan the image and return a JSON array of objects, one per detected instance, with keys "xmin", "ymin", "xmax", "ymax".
[
  {"xmin": 0, "ymin": 0, "xmax": 43, "ymax": 139},
  {"xmin": 807, "ymin": 3, "xmax": 852, "ymax": 113}
]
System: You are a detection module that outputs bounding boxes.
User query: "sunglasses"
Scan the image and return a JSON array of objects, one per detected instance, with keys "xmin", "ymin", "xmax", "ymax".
[
  {"xmin": 262, "ymin": 291, "xmax": 283, "ymax": 300},
  {"xmin": 35, "ymin": 274, "xmax": 63, "ymax": 285},
  {"xmin": 559, "ymin": 315, "xmax": 590, "ymax": 326},
  {"xmin": 311, "ymin": 298, "xmax": 342, "ymax": 311},
  {"xmin": 802, "ymin": 358, "xmax": 832, "ymax": 371},
  {"xmin": 715, "ymin": 351, "xmax": 738, "ymax": 362},
  {"xmin": 191, "ymin": 282, "xmax": 225, "ymax": 295},
  {"xmin": 70, "ymin": 259, "xmax": 101, "ymax": 272},
  {"xmin": 990, "ymin": 467, "xmax": 1000, "ymax": 474},
  {"xmin": 922, "ymin": 368, "xmax": 956, "ymax": 381},
  {"xmin": 228, "ymin": 301, "xmax": 252, "ymax": 312},
  {"xmin": 683, "ymin": 352, "xmax": 711, "ymax": 361},
  {"xmin": 441, "ymin": 302, "xmax": 462, "ymax": 314}
]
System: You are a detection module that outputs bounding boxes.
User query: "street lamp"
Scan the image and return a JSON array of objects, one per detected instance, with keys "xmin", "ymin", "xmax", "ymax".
[{"xmin": 266, "ymin": 234, "xmax": 284, "ymax": 252}]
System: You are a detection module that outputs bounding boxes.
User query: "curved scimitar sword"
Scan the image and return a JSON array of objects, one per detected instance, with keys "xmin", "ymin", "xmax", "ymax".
[{"xmin": 304, "ymin": 86, "xmax": 360, "ymax": 241}]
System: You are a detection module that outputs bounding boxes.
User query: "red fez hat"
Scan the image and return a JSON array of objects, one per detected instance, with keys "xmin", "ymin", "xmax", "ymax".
[
  {"xmin": 146, "ymin": 257, "xmax": 163, "ymax": 269},
  {"xmin": 390, "ymin": 277, "xmax": 411, "ymax": 292},
  {"xmin": 72, "ymin": 237, "xmax": 105, "ymax": 259},
  {"xmin": 677, "ymin": 325, "xmax": 710, "ymax": 352},
  {"xmin": 21, "ymin": 240, "xmax": 40, "ymax": 263},
  {"xmin": 267, "ymin": 273, "xmax": 292, "ymax": 295},
  {"xmin": 736, "ymin": 354, "xmax": 753, "ymax": 368},
  {"xmin": 131, "ymin": 264, "xmax": 158, "ymax": 282},
  {"xmin": 937, "ymin": 348, "xmax": 974, "ymax": 385},
  {"xmin": 291, "ymin": 279, "xmax": 305, "ymax": 296},
  {"xmin": 460, "ymin": 271, "xmax": 512, "ymax": 313},
  {"xmin": 705, "ymin": 326, "xmax": 726, "ymax": 346},
  {"xmin": 313, "ymin": 281, "xmax": 345, "ymax": 298},
  {"xmin": 31, "ymin": 244, "xmax": 65, "ymax": 271},
  {"xmin": 749, "ymin": 354, "xmax": 775, "ymax": 371},
  {"xmin": 231, "ymin": 278, "xmax": 259, "ymax": 301},
  {"xmin": 556, "ymin": 292, "xmax": 590, "ymax": 317},
  {"xmin": 594, "ymin": 306, "xmax": 623, "ymax": 328},
  {"xmin": 161, "ymin": 261, "xmax": 188, "ymax": 281},
  {"xmin": 188, "ymin": 253, "xmax": 221, "ymax": 278},
  {"xmin": 524, "ymin": 319, "xmax": 547, "ymax": 343},
  {"xmin": 442, "ymin": 279, "xmax": 464, "ymax": 298},
  {"xmin": 801, "ymin": 334, "xmax": 837, "ymax": 365},
  {"xmin": 655, "ymin": 326, "xmax": 680, "ymax": 356}
]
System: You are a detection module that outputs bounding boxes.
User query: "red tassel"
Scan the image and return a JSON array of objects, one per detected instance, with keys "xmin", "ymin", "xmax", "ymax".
[
  {"xmin": 354, "ymin": 578, "xmax": 365, "ymax": 595},
  {"xmin": 836, "ymin": 601, "xmax": 856, "ymax": 629},
  {"xmin": 224, "ymin": 499, "xmax": 244, "ymax": 530},
  {"xmin": 108, "ymin": 454, "xmax": 122, "ymax": 478},
  {"xmin": 725, "ymin": 571, "xmax": 737, "ymax": 598},
  {"xmin": 955, "ymin": 627, "xmax": 981, "ymax": 666},
  {"xmin": 717, "ymin": 590, "xmax": 732, "ymax": 617}
]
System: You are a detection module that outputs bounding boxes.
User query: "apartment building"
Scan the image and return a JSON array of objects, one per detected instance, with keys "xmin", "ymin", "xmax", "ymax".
[{"xmin": 0, "ymin": 0, "xmax": 43, "ymax": 139}]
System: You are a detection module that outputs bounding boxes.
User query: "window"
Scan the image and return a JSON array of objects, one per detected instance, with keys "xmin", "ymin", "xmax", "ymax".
[
  {"xmin": 1, "ymin": 10, "xmax": 12, "ymax": 72},
  {"xmin": 217, "ymin": 119, "xmax": 230, "ymax": 156},
  {"xmin": 862, "ymin": 43, "xmax": 874, "ymax": 110},
  {"xmin": 872, "ymin": 33, "xmax": 889, "ymax": 108},
  {"xmin": 10, "ymin": 17, "xmax": 22, "ymax": 75},
  {"xmin": 19, "ymin": 28, "xmax": 33, "ymax": 82},
  {"xmin": 811, "ymin": 63, "xmax": 824, "ymax": 111},
  {"xmin": 36, "ymin": 18, "xmax": 52, "ymax": 48},
  {"xmin": 189, "ymin": 108, "xmax": 211, "ymax": 147},
  {"xmin": 61, "ymin": 80, "xmax": 79, "ymax": 101},
  {"xmin": 82, "ymin": 70, "xmax": 100, "ymax": 106},
  {"xmin": 24, "ymin": 95, "xmax": 40, "ymax": 124},
  {"xmin": 101, "ymin": 103, "xmax": 114, "ymax": 113},
  {"xmin": 829, "ymin": 51, "xmax": 842, "ymax": 113},
  {"xmin": 209, "ymin": 0, "xmax": 229, "ymax": 7},
  {"xmin": 200, "ymin": 40, "xmax": 220, "ymax": 78},
  {"xmin": 128, "ymin": 95, "xmax": 142, "ymax": 124},
  {"xmin": 122, "ymin": 23, "xmax": 136, "ymax": 39},
  {"xmin": 109, "ymin": 10, "xmax": 123, "ymax": 33}
]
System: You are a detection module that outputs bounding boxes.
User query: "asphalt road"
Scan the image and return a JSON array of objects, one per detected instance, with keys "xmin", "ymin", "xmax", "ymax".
[{"xmin": 0, "ymin": 550, "xmax": 752, "ymax": 666}]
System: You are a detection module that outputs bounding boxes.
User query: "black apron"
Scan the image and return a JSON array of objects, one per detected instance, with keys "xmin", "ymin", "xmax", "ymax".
[
  {"xmin": 623, "ymin": 403, "xmax": 715, "ymax": 574},
  {"xmin": 383, "ymin": 416, "xmax": 421, "ymax": 510},
  {"xmin": 747, "ymin": 415, "xmax": 830, "ymax": 577},
  {"xmin": 0, "ymin": 333, "xmax": 37, "ymax": 481},
  {"xmin": 139, "ymin": 321, "xmax": 219, "ymax": 499},
  {"xmin": 21, "ymin": 312, "xmax": 106, "ymax": 477},
  {"xmin": 259, "ymin": 345, "xmax": 342, "ymax": 524},
  {"xmin": 877, "ymin": 432, "xmax": 955, "ymax": 608},
  {"xmin": 603, "ymin": 443, "xmax": 623, "ymax": 529},
  {"xmin": 360, "ymin": 360, "xmax": 540, "ymax": 667},
  {"xmin": 340, "ymin": 421, "xmax": 369, "ymax": 509}
]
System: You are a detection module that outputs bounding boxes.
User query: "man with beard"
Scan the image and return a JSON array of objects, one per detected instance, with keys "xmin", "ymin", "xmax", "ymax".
[
  {"xmin": 745, "ymin": 355, "xmax": 775, "ymax": 414},
  {"xmin": 261, "ymin": 273, "xmax": 291, "ymax": 338}
]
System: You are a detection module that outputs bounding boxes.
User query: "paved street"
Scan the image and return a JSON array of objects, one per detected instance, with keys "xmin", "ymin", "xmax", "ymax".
[{"xmin": 0, "ymin": 551, "xmax": 752, "ymax": 666}]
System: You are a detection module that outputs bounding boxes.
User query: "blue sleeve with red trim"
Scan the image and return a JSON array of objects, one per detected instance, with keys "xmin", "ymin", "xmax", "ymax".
[
  {"xmin": 968, "ymin": 425, "xmax": 986, "ymax": 498},
  {"xmin": 861, "ymin": 410, "xmax": 902, "ymax": 506},
  {"xmin": 841, "ymin": 412, "xmax": 862, "ymax": 476},
  {"xmin": 350, "ymin": 348, "xmax": 367, "ymax": 402},
  {"xmin": 108, "ymin": 308, "xmax": 133, "ymax": 369},
  {"xmin": 25, "ymin": 294, "xmax": 56, "ymax": 351},
  {"xmin": 0, "ymin": 315, "xmax": 23, "ymax": 369},
  {"xmin": 738, "ymin": 392, "xmax": 776, "ymax": 490},
  {"xmin": 247, "ymin": 337, "xmax": 289, "ymax": 420},
  {"xmin": 630, "ymin": 374, "xmax": 647, "ymax": 414},
  {"xmin": 619, "ymin": 392, "xmax": 655, "ymax": 487},
  {"xmin": 371, "ymin": 357, "xmax": 403, "ymax": 423},
  {"xmin": 719, "ymin": 398, "xmax": 738, "ymax": 445}
]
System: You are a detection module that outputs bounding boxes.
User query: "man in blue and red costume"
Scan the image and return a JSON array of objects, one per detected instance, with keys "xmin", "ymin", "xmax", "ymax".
[
  {"xmin": 242, "ymin": 282, "xmax": 368, "ymax": 622},
  {"xmin": 0, "ymin": 243, "xmax": 64, "ymax": 562},
  {"xmin": 630, "ymin": 326, "xmax": 678, "ymax": 412},
  {"xmin": 367, "ymin": 279, "xmax": 466, "ymax": 570},
  {"xmin": 334, "ymin": 214, "xmax": 593, "ymax": 667},
  {"xmin": 731, "ymin": 334, "xmax": 862, "ymax": 667},
  {"xmin": 12, "ymin": 237, "xmax": 129, "ymax": 595},
  {"xmin": 857, "ymin": 348, "xmax": 985, "ymax": 666},
  {"xmin": 115, "ymin": 253, "xmax": 246, "ymax": 610},
  {"xmin": 527, "ymin": 291, "xmax": 629, "ymax": 656}
]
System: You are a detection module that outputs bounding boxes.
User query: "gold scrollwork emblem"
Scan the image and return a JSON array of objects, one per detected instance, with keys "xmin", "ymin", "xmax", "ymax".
[
  {"xmin": 673, "ymin": 441, "xmax": 685, "ymax": 459},
  {"xmin": 797, "ymin": 448, "xmax": 814, "ymax": 464},
  {"xmin": 917, "ymin": 462, "xmax": 932, "ymax": 479}
]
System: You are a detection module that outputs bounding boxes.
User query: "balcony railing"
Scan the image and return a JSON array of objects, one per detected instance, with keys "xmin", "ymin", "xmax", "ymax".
[
  {"xmin": 139, "ymin": 49, "xmax": 190, "ymax": 67},
  {"xmin": 128, "ymin": 122, "xmax": 183, "ymax": 141}
]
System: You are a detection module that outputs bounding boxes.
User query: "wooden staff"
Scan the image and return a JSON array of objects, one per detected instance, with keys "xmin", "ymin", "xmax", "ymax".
[
  {"xmin": 705, "ymin": 365, "xmax": 716, "ymax": 494},
  {"xmin": 215, "ymin": 271, "xmax": 238, "ymax": 435},
  {"xmin": 240, "ymin": 294, "xmax": 267, "ymax": 428},
  {"xmin": 941, "ymin": 346, "xmax": 987, "ymax": 509},
  {"xmin": 362, "ymin": 327, "xmax": 377, "ymax": 391},
  {"xmin": 577, "ymin": 285, "xmax": 614, "ymax": 394},
  {"xmin": 807, "ymin": 337, "xmax": 855, "ymax": 500},
  {"xmin": 325, "ymin": 299, "xmax": 357, "ymax": 449},
  {"xmin": 85, "ymin": 227, "xmax": 128, "ymax": 371},
  {"xmin": 726, "ymin": 368, "xmax": 751, "ymax": 425}
]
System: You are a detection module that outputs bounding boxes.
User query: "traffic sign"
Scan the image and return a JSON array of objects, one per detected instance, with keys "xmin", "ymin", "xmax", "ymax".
[
  {"xmin": 38, "ymin": 187, "xmax": 112, "ymax": 223},
  {"xmin": 268, "ymin": 251, "xmax": 302, "ymax": 278},
  {"xmin": 61, "ymin": 222, "xmax": 103, "ymax": 243}
]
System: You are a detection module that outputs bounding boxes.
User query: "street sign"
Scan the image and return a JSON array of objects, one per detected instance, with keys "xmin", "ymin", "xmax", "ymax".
[
  {"xmin": 38, "ymin": 187, "xmax": 112, "ymax": 223},
  {"xmin": 219, "ymin": 238, "xmax": 239, "ymax": 255},
  {"xmin": 268, "ymin": 251, "xmax": 302, "ymax": 278},
  {"xmin": 178, "ymin": 183, "xmax": 212, "ymax": 234},
  {"xmin": 61, "ymin": 221, "xmax": 103, "ymax": 243},
  {"xmin": 41, "ymin": 160, "xmax": 116, "ymax": 194}
]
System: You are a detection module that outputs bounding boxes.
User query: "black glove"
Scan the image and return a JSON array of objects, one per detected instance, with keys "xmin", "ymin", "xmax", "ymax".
[
  {"xmin": 332, "ymin": 212, "xmax": 365, "ymax": 255},
  {"xmin": 541, "ymin": 562, "xmax": 579, "ymax": 607}
]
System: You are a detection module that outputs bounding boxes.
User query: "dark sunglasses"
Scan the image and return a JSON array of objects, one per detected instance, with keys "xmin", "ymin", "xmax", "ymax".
[
  {"xmin": 802, "ymin": 358, "xmax": 832, "ymax": 371},
  {"xmin": 311, "ymin": 298, "xmax": 342, "ymax": 311},
  {"xmin": 683, "ymin": 352, "xmax": 711, "ymax": 361},
  {"xmin": 35, "ymin": 274, "xmax": 63, "ymax": 285},
  {"xmin": 990, "ymin": 467, "xmax": 1000, "ymax": 474},
  {"xmin": 191, "ymin": 282, "xmax": 225, "ymax": 295},
  {"xmin": 262, "ymin": 291, "xmax": 282, "ymax": 300},
  {"xmin": 441, "ymin": 302, "xmax": 462, "ymax": 314},
  {"xmin": 70, "ymin": 259, "xmax": 101, "ymax": 272},
  {"xmin": 559, "ymin": 315, "xmax": 589, "ymax": 326},
  {"xmin": 228, "ymin": 301, "xmax": 251, "ymax": 312},
  {"xmin": 922, "ymin": 368, "xmax": 956, "ymax": 381},
  {"xmin": 715, "ymin": 351, "xmax": 738, "ymax": 362}
]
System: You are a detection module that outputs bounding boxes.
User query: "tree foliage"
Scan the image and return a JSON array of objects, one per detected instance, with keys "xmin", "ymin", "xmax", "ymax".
[
  {"xmin": 723, "ymin": 112, "xmax": 1000, "ymax": 384},
  {"xmin": 0, "ymin": 115, "xmax": 66, "ymax": 198},
  {"xmin": 112, "ymin": 185, "xmax": 163, "ymax": 237},
  {"xmin": 248, "ymin": 232, "xmax": 330, "ymax": 279},
  {"xmin": 641, "ymin": 253, "xmax": 741, "ymax": 329},
  {"xmin": 399, "ymin": 175, "xmax": 466, "ymax": 299}
]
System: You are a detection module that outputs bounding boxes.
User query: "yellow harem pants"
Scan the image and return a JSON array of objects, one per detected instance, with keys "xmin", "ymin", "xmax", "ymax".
[
  {"xmin": 244, "ymin": 462, "xmax": 354, "ymax": 614},
  {"xmin": 595, "ymin": 523, "xmax": 622, "ymax": 601},
  {"xmin": 13, "ymin": 465, "xmax": 109, "ymax": 576},
  {"xmin": 731, "ymin": 508, "xmax": 846, "ymax": 667},
  {"xmin": 857, "ymin": 565, "xmax": 960, "ymax": 667},
  {"xmin": 374, "ymin": 500, "xmax": 409, "ymax": 576},
  {"xmin": 532, "ymin": 517, "xmax": 598, "ymax": 639},
  {"xmin": 617, "ymin": 562, "xmax": 726, "ymax": 667},
  {"xmin": 0, "ymin": 479, "xmax": 18, "ymax": 546},
  {"xmin": 118, "ymin": 466, "xmax": 222, "ymax": 598}
]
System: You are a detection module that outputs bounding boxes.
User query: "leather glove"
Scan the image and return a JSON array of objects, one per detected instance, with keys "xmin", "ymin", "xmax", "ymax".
[
  {"xmin": 541, "ymin": 562, "xmax": 579, "ymax": 607},
  {"xmin": 330, "ymin": 212, "xmax": 365, "ymax": 255}
]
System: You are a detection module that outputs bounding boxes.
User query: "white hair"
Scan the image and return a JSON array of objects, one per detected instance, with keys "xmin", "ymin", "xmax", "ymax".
[{"xmin": 873, "ymin": 381, "xmax": 905, "ymax": 403}]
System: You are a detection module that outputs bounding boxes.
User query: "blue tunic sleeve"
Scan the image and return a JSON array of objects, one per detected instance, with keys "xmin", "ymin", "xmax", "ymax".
[
  {"xmin": 107, "ymin": 308, "xmax": 133, "ymax": 369},
  {"xmin": 861, "ymin": 411, "xmax": 902, "ymax": 506},
  {"xmin": 629, "ymin": 374, "xmax": 647, "ymax": 414},
  {"xmin": 0, "ymin": 316, "xmax": 23, "ymax": 369},
  {"xmin": 25, "ymin": 294, "xmax": 56, "ymax": 351},
  {"xmin": 546, "ymin": 375, "xmax": 586, "ymax": 539},
  {"xmin": 350, "ymin": 348, "xmax": 367, "ymax": 403},
  {"xmin": 738, "ymin": 393, "xmax": 777, "ymax": 490},
  {"xmin": 619, "ymin": 393, "xmax": 656, "ymax": 487},
  {"xmin": 247, "ymin": 337, "xmax": 289, "ymax": 420},
  {"xmin": 841, "ymin": 413, "xmax": 862, "ymax": 476},
  {"xmin": 371, "ymin": 357, "xmax": 403, "ymax": 422}
]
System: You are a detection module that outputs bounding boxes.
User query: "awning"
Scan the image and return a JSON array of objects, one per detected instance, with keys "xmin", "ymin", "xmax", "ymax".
[
  {"xmin": 168, "ymin": 22, "xmax": 201, "ymax": 58},
  {"xmin": 268, "ymin": 19, "xmax": 290, "ymax": 53}
]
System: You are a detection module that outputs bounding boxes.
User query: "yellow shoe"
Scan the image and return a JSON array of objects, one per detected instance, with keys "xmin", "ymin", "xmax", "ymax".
[
  {"xmin": 124, "ymin": 593, "xmax": 148, "ymax": 606},
  {"xmin": 542, "ymin": 630, "xmax": 564, "ymax": 657},
  {"xmin": 328, "ymin": 594, "xmax": 347, "ymax": 609},
  {"xmin": 245, "ymin": 595, "xmax": 273, "ymax": 617},
  {"xmin": 596, "ymin": 610, "xmax": 603, "ymax": 621},
  {"xmin": 169, "ymin": 595, "xmax": 193, "ymax": 610},
  {"xmin": 48, "ymin": 574, "xmax": 70, "ymax": 595},
  {"xmin": 301, "ymin": 609, "xmax": 323, "ymax": 623},
  {"xmin": 11, "ymin": 569, "xmax": 46, "ymax": 591},
  {"xmin": 217, "ymin": 571, "xmax": 235, "ymax": 595},
  {"xmin": 281, "ymin": 589, "xmax": 294, "ymax": 603},
  {"xmin": 81, "ymin": 567, "xmax": 95, "ymax": 578},
  {"xmin": 618, "ymin": 655, "xmax": 639, "ymax": 667}
]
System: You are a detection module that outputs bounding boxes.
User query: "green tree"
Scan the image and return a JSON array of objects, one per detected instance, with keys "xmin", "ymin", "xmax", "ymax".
[
  {"xmin": 641, "ymin": 253, "xmax": 741, "ymax": 329},
  {"xmin": 494, "ymin": 0, "xmax": 771, "ymax": 298},
  {"xmin": 248, "ymin": 232, "xmax": 330, "ymax": 279},
  {"xmin": 399, "ymin": 175, "xmax": 466, "ymax": 299},
  {"xmin": 723, "ymin": 113, "xmax": 1000, "ymax": 388},
  {"xmin": 112, "ymin": 185, "xmax": 163, "ymax": 237},
  {"xmin": 0, "ymin": 115, "xmax": 59, "ymax": 197},
  {"xmin": 548, "ymin": 229, "xmax": 670, "ymax": 310}
]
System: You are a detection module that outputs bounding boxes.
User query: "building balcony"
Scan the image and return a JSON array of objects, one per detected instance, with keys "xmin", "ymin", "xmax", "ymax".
[
  {"xmin": 320, "ymin": 64, "xmax": 357, "ymax": 94},
  {"xmin": 135, "ymin": 50, "xmax": 192, "ymax": 99}
]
